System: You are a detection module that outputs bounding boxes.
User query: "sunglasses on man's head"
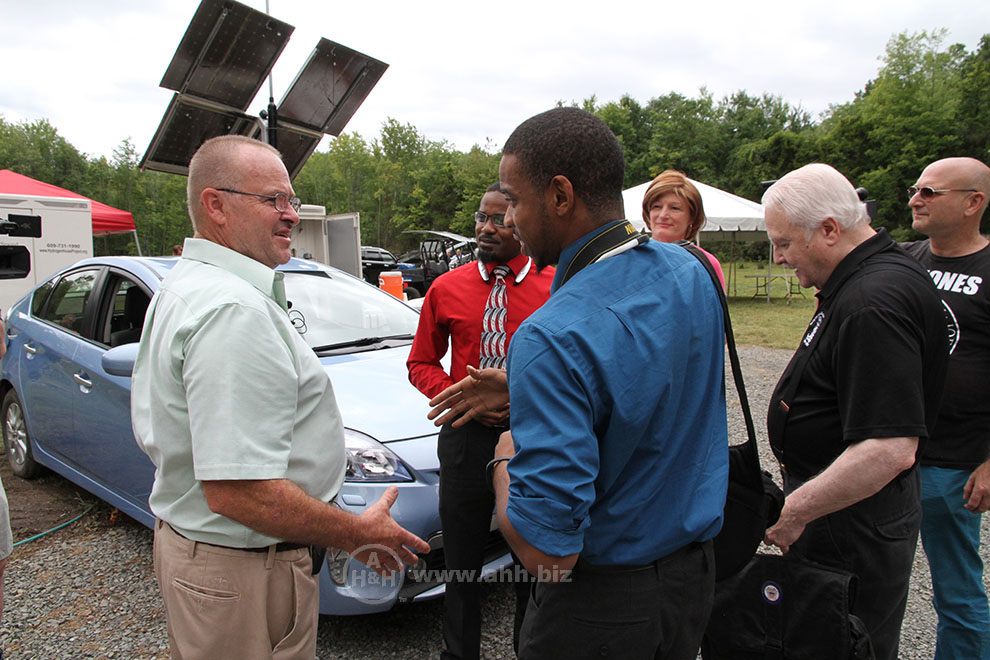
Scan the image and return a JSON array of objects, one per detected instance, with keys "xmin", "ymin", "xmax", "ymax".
[
  {"xmin": 907, "ymin": 186, "xmax": 977, "ymax": 200},
  {"xmin": 474, "ymin": 211, "xmax": 507, "ymax": 227}
]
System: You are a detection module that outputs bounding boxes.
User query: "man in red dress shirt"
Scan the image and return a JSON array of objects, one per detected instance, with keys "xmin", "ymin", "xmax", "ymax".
[{"xmin": 407, "ymin": 183, "xmax": 554, "ymax": 660}]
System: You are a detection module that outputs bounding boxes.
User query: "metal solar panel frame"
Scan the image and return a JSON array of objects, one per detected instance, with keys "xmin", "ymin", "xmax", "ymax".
[
  {"xmin": 159, "ymin": 0, "xmax": 294, "ymax": 111},
  {"xmin": 276, "ymin": 38, "xmax": 388, "ymax": 136}
]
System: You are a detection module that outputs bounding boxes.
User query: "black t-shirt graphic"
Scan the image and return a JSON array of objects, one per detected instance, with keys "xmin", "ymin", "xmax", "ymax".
[{"xmin": 902, "ymin": 239, "xmax": 990, "ymax": 469}]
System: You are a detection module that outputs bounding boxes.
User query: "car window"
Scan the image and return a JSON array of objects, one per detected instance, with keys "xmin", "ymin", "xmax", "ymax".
[
  {"xmin": 38, "ymin": 269, "xmax": 99, "ymax": 336},
  {"xmin": 30, "ymin": 279, "xmax": 56, "ymax": 317},
  {"xmin": 361, "ymin": 248, "xmax": 397, "ymax": 265},
  {"xmin": 103, "ymin": 277, "xmax": 151, "ymax": 347},
  {"xmin": 282, "ymin": 270, "xmax": 420, "ymax": 350}
]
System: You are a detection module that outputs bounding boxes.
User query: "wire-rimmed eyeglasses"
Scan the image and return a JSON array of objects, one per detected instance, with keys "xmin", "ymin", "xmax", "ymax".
[{"xmin": 217, "ymin": 188, "xmax": 302, "ymax": 213}]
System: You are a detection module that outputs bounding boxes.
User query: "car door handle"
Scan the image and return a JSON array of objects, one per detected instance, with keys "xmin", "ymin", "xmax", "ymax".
[
  {"xmin": 73, "ymin": 373, "xmax": 93, "ymax": 388},
  {"xmin": 24, "ymin": 343, "xmax": 37, "ymax": 355}
]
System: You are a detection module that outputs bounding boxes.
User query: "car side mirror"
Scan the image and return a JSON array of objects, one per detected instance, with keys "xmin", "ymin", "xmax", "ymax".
[{"xmin": 102, "ymin": 342, "xmax": 139, "ymax": 377}]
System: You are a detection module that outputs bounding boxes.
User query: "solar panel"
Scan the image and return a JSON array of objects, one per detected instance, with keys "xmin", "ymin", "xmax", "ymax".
[
  {"xmin": 273, "ymin": 122, "xmax": 324, "ymax": 180},
  {"xmin": 277, "ymin": 38, "xmax": 389, "ymax": 135},
  {"xmin": 140, "ymin": 94, "xmax": 264, "ymax": 176},
  {"xmin": 160, "ymin": 0, "xmax": 293, "ymax": 110}
]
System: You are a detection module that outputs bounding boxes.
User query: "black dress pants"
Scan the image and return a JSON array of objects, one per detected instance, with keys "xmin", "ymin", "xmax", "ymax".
[
  {"xmin": 788, "ymin": 468, "xmax": 921, "ymax": 660},
  {"xmin": 518, "ymin": 541, "xmax": 715, "ymax": 660},
  {"xmin": 438, "ymin": 420, "xmax": 530, "ymax": 660}
]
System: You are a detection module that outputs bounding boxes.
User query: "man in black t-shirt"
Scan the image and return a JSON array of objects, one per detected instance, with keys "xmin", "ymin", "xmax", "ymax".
[
  {"xmin": 902, "ymin": 156, "xmax": 990, "ymax": 660},
  {"xmin": 762, "ymin": 164, "xmax": 949, "ymax": 660}
]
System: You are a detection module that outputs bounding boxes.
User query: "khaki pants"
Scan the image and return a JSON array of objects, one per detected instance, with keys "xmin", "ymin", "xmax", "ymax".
[{"xmin": 153, "ymin": 520, "xmax": 318, "ymax": 660}]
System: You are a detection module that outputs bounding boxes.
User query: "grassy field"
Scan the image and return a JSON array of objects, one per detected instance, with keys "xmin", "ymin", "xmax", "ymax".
[
  {"xmin": 722, "ymin": 261, "xmax": 817, "ymax": 349},
  {"xmin": 726, "ymin": 297, "xmax": 816, "ymax": 349}
]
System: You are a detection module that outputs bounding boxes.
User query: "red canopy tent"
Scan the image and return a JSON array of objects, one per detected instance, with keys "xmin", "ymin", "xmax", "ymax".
[{"xmin": 0, "ymin": 169, "xmax": 137, "ymax": 235}]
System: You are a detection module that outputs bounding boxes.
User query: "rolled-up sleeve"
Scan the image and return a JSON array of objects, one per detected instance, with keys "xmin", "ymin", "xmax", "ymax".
[{"xmin": 505, "ymin": 326, "xmax": 598, "ymax": 557}]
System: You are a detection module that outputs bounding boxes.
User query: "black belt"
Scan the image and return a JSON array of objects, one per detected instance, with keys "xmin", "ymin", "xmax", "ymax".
[
  {"xmin": 575, "ymin": 541, "xmax": 703, "ymax": 574},
  {"xmin": 231, "ymin": 541, "xmax": 307, "ymax": 553}
]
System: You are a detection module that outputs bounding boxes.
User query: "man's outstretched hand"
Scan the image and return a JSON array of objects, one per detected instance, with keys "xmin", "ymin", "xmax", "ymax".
[
  {"xmin": 427, "ymin": 366, "xmax": 510, "ymax": 428},
  {"xmin": 350, "ymin": 486, "xmax": 431, "ymax": 574}
]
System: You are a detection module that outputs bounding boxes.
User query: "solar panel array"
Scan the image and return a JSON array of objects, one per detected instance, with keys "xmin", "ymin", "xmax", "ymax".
[{"xmin": 141, "ymin": 0, "xmax": 387, "ymax": 179}]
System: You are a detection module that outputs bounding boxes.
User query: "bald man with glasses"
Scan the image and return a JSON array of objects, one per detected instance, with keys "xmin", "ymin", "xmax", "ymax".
[
  {"xmin": 902, "ymin": 157, "xmax": 990, "ymax": 660},
  {"xmin": 133, "ymin": 135, "xmax": 428, "ymax": 658},
  {"xmin": 407, "ymin": 183, "xmax": 554, "ymax": 660}
]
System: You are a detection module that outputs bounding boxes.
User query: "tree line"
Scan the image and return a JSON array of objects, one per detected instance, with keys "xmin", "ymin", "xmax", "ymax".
[{"xmin": 1, "ymin": 29, "xmax": 987, "ymax": 258}]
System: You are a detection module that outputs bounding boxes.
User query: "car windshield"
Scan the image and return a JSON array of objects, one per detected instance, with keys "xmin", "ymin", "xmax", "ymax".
[{"xmin": 281, "ymin": 270, "xmax": 419, "ymax": 351}]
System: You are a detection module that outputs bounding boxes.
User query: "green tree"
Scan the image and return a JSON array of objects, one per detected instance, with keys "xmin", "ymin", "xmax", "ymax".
[
  {"xmin": 718, "ymin": 92, "xmax": 813, "ymax": 195},
  {"xmin": 818, "ymin": 30, "xmax": 967, "ymax": 231},
  {"xmin": 0, "ymin": 116, "xmax": 89, "ymax": 190},
  {"xmin": 452, "ymin": 143, "xmax": 501, "ymax": 232},
  {"xmin": 958, "ymin": 35, "xmax": 990, "ymax": 161},
  {"xmin": 592, "ymin": 95, "xmax": 656, "ymax": 185},
  {"xmin": 732, "ymin": 130, "xmax": 821, "ymax": 201}
]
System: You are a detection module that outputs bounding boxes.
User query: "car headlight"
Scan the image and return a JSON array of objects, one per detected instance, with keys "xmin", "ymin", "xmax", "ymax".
[{"xmin": 344, "ymin": 429, "xmax": 414, "ymax": 482}]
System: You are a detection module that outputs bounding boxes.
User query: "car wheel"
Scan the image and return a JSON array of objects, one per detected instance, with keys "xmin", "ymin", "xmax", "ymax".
[
  {"xmin": 3, "ymin": 389, "xmax": 40, "ymax": 479},
  {"xmin": 404, "ymin": 286, "xmax": 421, "ymax": 300}
]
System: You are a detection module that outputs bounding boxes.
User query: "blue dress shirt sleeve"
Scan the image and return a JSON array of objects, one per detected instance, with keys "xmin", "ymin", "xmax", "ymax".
[{"xmin": 505, "ymin": 324, "xmax": 600, "ymax": 558}]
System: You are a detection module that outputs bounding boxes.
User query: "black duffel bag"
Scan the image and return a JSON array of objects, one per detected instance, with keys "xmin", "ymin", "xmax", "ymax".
[{"xmin": 701, "ymin": 553, "xmax": 874, "ymax": 660}]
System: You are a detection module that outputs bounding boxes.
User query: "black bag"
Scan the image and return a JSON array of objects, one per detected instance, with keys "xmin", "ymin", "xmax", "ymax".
[
  {"xmin": 701, "ymin": 553, "xmax": 875, "ymax": 660},
  {"xmin": 679, "ymin": 243, "xmax": 784, "ymax": 580}
]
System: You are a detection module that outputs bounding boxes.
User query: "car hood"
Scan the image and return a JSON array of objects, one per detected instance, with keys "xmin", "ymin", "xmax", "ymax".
[{"xmin": 319, "ymin": 346, "xmax": 437, "ymax": 443}]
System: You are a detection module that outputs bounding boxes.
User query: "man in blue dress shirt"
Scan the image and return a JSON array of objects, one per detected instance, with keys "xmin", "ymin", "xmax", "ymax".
[{"xmin": 488, "ymin": 107, "xmax": 728, "ymax": 660}]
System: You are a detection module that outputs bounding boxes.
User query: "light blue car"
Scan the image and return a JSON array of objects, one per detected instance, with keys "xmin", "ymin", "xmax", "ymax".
[{"xmin": 0, "ymin": 256, "xmax": 512, "ymax": 615}]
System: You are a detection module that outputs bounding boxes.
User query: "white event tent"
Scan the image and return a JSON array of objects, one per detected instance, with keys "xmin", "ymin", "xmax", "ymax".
[
  {"xmin": 622, "ymin": 178, "xmax": 770, "ymax": 296},
  {"xmin": 622, "ymin": 178, "xmax": 766, "ymax": 239}
]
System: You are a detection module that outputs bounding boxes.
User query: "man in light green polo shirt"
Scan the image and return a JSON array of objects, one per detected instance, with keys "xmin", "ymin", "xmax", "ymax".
[{"xmin": 132, "ymin": 135, "xmax": 429, "ymax": 659}]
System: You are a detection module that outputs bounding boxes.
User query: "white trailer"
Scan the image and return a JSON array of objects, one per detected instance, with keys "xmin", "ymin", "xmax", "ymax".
[
  {"xmin": 290, "ymin": 204, "xmax": 362, "ymax": 278},
  {"xmin": 0, "ymin": 193, "xmax": 94, "ymax": 315}
]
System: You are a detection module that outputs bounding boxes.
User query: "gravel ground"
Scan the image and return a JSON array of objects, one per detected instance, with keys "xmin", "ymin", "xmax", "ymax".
[{"xmin": 2, "ymin": 345, "xmax": 987, "ymax": 658}]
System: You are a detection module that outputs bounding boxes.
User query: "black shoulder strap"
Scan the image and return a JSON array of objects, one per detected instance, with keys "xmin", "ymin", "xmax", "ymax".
[
  {"xmin": 678, "ymin": 241, "xmax": 762, "ymax": 476},
  {"xmin": 557, "ymin": 220, "xmax": 649, "ymax": 289}
]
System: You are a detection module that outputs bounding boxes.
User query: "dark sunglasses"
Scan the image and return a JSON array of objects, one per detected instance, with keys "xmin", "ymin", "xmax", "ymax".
[
  {"xmin": 907, "ymin": 186, "xmax": 977, "ymax": 200},
  {"xmin": 474, "ymin": 211, "xmax": 507, "ymax": 227}
]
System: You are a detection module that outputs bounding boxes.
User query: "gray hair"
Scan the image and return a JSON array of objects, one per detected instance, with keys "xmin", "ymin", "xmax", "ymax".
[
  {"xmin": 762, "ymin": 164, "xmax": 868, "ymax": 236},
  {"xmin": 186, "ymin": 136, "xmax": 281, "ymax": 230}
]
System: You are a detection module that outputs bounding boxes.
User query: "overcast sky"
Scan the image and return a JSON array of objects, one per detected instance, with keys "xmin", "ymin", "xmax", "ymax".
[{"xmin": 1, "ymin": 0, "xmax": 987, "ymax": 161}]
